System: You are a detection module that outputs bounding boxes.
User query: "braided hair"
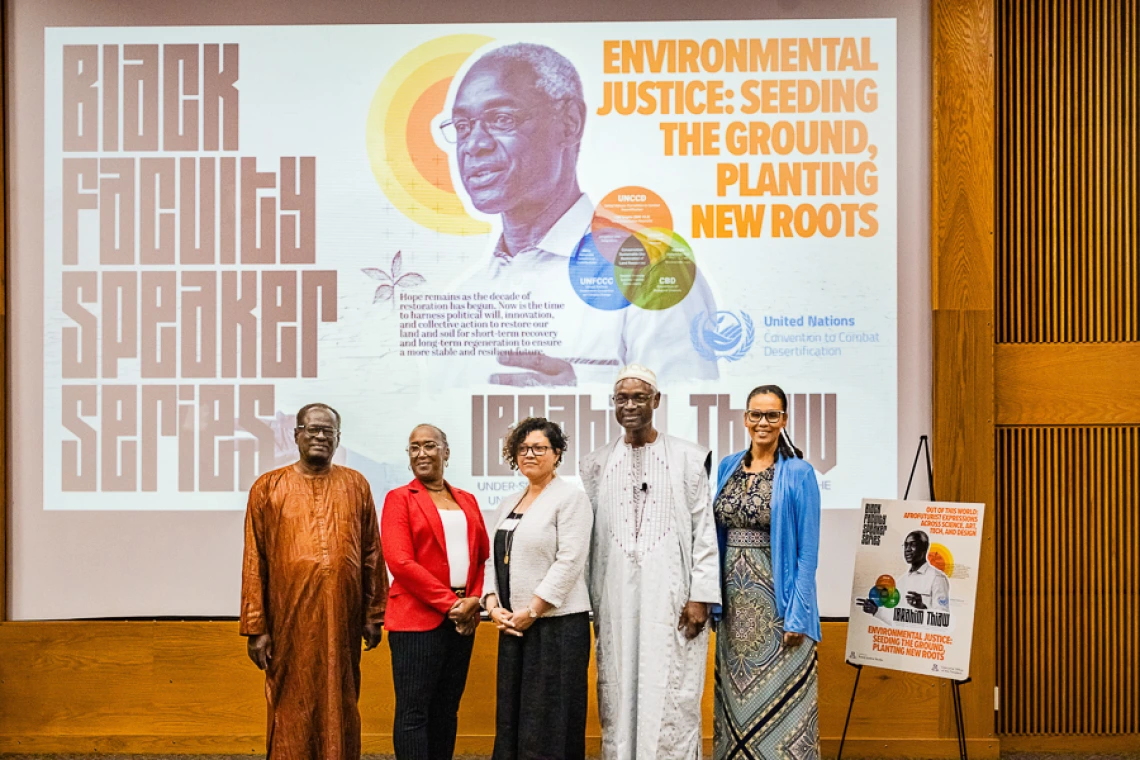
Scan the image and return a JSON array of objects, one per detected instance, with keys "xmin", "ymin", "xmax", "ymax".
[{"xmin": 741, "ymin": 384, "xmax": 803, "ymax": 467}]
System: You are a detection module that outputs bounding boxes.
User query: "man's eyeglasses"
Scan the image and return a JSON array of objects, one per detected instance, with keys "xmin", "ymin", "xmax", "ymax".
[
  {"xmin": 744, "ymin": 410, "xmax": 786, "ymax": 425},
  {"xmin": 296, "ymin": 425, "xmax": 339, "ymax": 438},
  {"xmin": 439, "ymin": 110, "xmax": 532, "ymax": 143},
  {"xmin": 611, "ymin": 394, "xmax": 655, "ymax": 408},
  {"xmin": 406, "ymin": 442, "xmax": 442, "ymax": 456},
  {"xmin": 518, "ymin": 444, "xmax": 551, "ymax": 457}
]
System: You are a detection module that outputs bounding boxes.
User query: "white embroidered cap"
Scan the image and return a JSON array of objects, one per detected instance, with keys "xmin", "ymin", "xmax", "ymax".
[{"xmin": 614, "ymin": 364, "xmax": 658, "ymax": 391}]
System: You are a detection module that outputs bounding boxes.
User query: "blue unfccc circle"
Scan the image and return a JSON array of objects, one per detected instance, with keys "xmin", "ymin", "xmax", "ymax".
[{"xmin": 569, "ymin": 233, "xmax": 631, "ymax": 311}]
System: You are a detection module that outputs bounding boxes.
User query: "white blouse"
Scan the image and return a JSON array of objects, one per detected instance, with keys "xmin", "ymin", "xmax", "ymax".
[{"xmin": 438, "ymin": 508, "xmax": 470, "ymax": 588}]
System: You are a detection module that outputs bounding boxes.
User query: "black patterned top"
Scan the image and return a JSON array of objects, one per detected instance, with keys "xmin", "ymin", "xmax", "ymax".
[{"xmin": 713, "ymin": 463, "xmax": 775, "ymax": 533}]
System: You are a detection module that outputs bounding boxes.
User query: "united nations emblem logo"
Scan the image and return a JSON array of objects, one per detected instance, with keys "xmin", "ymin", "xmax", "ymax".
[{"xmin": 690, "ymin": 310, "xmax": 755, "ymax": 362}]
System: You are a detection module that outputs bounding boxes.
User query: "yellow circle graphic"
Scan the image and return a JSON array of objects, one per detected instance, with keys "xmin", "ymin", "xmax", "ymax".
[
  {"xmin": 928, "ymin": 543, "xmax": 955, "ymax": 578},
  {"xmin": 366, "ymin": 35, "xmax": 493, "ymax": 236}
]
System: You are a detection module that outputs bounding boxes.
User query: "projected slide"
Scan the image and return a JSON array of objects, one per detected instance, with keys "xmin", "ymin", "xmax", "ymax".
[{"xmin": 42, "ymin": 20, "xmax": 897, "ymax": 512}]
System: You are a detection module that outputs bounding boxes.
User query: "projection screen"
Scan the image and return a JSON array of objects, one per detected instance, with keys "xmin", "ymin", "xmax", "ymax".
[{"xmin": 6, "ymin": 0, "xmax": 930, "ymax": 619}]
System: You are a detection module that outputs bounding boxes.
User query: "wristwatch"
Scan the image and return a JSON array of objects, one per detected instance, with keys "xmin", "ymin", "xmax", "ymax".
[{"xmin": 526, "ymin": 604, "xmax": 539, "ymax": 619}]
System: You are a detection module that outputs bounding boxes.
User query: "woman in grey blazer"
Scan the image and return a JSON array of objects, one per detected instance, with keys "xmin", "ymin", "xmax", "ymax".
[{"xmin": 481, "ymin": 417, "xmax": 593, "ymax": 760}]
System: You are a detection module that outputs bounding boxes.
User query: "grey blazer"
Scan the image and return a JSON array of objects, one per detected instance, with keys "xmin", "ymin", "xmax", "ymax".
[{"xmin": 483, "ymin": 475, "xmax": 593, "ymax": 617}]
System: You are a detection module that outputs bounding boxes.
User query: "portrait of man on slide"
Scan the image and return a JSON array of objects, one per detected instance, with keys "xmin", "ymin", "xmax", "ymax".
[
  {"xmin": 440, "ymin": 42, "xmax": 719, "ymax": 387},
  {"xmin": 861, "ymin": 529, "xmax": 951, "ymax": 625}
]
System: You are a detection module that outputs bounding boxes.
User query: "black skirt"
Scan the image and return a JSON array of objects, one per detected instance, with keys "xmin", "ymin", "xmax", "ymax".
[{"xmin": 492, "ymin": 611, "xmax": 591, "ymax": 760}]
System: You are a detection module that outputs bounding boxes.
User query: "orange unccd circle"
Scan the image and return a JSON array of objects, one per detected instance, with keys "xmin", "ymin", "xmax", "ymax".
[{"xmin": 591, "ymin": 186, "xmax": 674, "ymax": 263}]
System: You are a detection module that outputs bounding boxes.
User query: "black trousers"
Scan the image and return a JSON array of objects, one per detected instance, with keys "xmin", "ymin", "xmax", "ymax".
[
  {"xmin": 388, "ymin": 620, "xmax": 477, "ymax": 760},
  {"xmin": 492, "ymin": 612, "xmax": 591, "ymax": 760}
]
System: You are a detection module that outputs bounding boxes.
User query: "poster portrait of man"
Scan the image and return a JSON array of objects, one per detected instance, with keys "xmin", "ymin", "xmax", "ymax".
[
  {"xmin": 440, "ymin": 42, "xmax": 720, "ymax": 387},
  {"xmin": 860, "ymin": 529, "xmax": 951, "ymax": 625}
]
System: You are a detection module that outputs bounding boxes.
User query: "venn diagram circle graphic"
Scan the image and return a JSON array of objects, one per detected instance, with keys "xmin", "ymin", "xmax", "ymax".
[
  {"xmin": 591, "ymin": 187, "xmax": 673, "ymax": 262},
  {"xmin": 869, "ymin": 574, "xmax": 901, "ymax": 609},
  {"xmin": 568, "ymin": 234, "xmax": 632, "ymax": 311},
  {"xmin": 569, "ymin": 187, "xmax": 697, "ymax": 311}
]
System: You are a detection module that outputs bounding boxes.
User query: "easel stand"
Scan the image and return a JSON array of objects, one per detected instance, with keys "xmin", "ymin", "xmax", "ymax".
[
  {"xmin": 837, "ymin": 662, "xmax": 971, "ymax": 760},
  {"xmin": 836, "ymin": 661, "xmax": 863, "ymax": 760},
  {"xmin": 836, "ymin": 436, "xmax": 971, "ymax": 760},
  {"xmin": 951, "ymin": 677, "xmax": 972, "ymax": 760}
]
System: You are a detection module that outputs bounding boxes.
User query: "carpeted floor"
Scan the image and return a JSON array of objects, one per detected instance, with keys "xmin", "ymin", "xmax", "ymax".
[
  {"xmin": 1, "ymin": 757, "xmax": 483, "ymax": 760},
  {"xmin": 4, "ymin": 754, "xmax": 1140, "ymax": 759}
]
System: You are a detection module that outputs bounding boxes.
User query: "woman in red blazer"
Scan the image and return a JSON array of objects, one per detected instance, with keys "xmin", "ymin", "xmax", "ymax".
[{"xmin": 382, "ymin": 423, "xmax": 490, "ymax": 760}]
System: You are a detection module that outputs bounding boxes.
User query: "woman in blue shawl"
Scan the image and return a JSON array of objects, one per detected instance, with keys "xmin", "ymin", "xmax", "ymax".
[{"xmin": 712, "ymin": 384, "xmax": 821, "ymax": 759}]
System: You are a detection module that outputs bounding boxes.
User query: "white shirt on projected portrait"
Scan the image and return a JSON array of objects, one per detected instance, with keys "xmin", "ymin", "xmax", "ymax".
[
  {"xmin": 445, "ymin": 194, "xmax": 719, "ymax": 387},
  {"xmin": 874, "ymin": 560, "xmax": 951, "ymax": 625}
]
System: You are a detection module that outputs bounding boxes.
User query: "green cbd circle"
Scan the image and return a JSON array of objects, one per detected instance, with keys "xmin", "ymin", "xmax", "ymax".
[{"xmin": 613, "ymin": 228, "xmax": 697, "ymax": 311}]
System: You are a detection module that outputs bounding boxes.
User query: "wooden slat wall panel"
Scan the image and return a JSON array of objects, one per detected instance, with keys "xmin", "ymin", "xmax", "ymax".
[
  {"xmin": 996, "ymin": 0, "xmax": 1140, "ymax": 343},
  {"xmin": 996, "ymin": 426, "xmax": 1140, "ymax": 735},
  {"xmin": 998, "ymin": 0, "xmax": 1140, "ymax": 344},
  {"xmin": 996, "ymin": 0, "xmax": 1140, "ymax": 745}
]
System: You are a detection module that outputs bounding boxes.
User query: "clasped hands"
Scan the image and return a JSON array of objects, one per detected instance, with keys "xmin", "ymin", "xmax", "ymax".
[
  {"xmin": 448, "ymin": 596, "xmax": 482, "ymax": 636},
  {"xmin": 484, "ymin": 594, "xmax": 542, "ymax": 637}
]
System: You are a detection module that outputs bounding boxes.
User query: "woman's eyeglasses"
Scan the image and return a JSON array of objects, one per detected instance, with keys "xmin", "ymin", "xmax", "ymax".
[
  {"xmin": 745, "ymin": 410, "xmax": 786, "ymax": 425},
  {"xmin": 406, "ymin": 442, "xmax": 442, "ymax": 455}
]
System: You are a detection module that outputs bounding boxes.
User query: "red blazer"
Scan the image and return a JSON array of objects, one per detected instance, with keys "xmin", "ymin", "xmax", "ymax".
[{"xmin": 381, "ymin": 479, "xmax": 490, "ymax": 632}]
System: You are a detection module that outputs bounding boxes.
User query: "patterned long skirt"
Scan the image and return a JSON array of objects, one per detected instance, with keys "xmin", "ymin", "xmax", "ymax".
[{"xmin": 714, "ymin": 528, "xmax": 820, "ymax": 760}]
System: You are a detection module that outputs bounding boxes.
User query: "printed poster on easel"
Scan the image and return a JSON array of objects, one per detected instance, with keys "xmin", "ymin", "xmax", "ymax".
[{"xmin": 844, "ymin": 498, "xmax": 985, "ymax": 679}]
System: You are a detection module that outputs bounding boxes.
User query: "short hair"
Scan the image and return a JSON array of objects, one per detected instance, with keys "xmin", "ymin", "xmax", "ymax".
[
  {"xmin": 475, "ymin": 43, "xmax": 584, "ymax": 105},
  {"xmin": 501, "ymin": 417, "xmax": 568, "ymax": 470},
  {"xmin": 410, "ymin": 423, "xmax": 449, "ymax": 448},
  {"xmin": 906, "ymin": 530, "xmax": 931, "ymax": 549},
  {"xmin": 296, "ymin": 403, "xmax": 341, "ymax": 429}
]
